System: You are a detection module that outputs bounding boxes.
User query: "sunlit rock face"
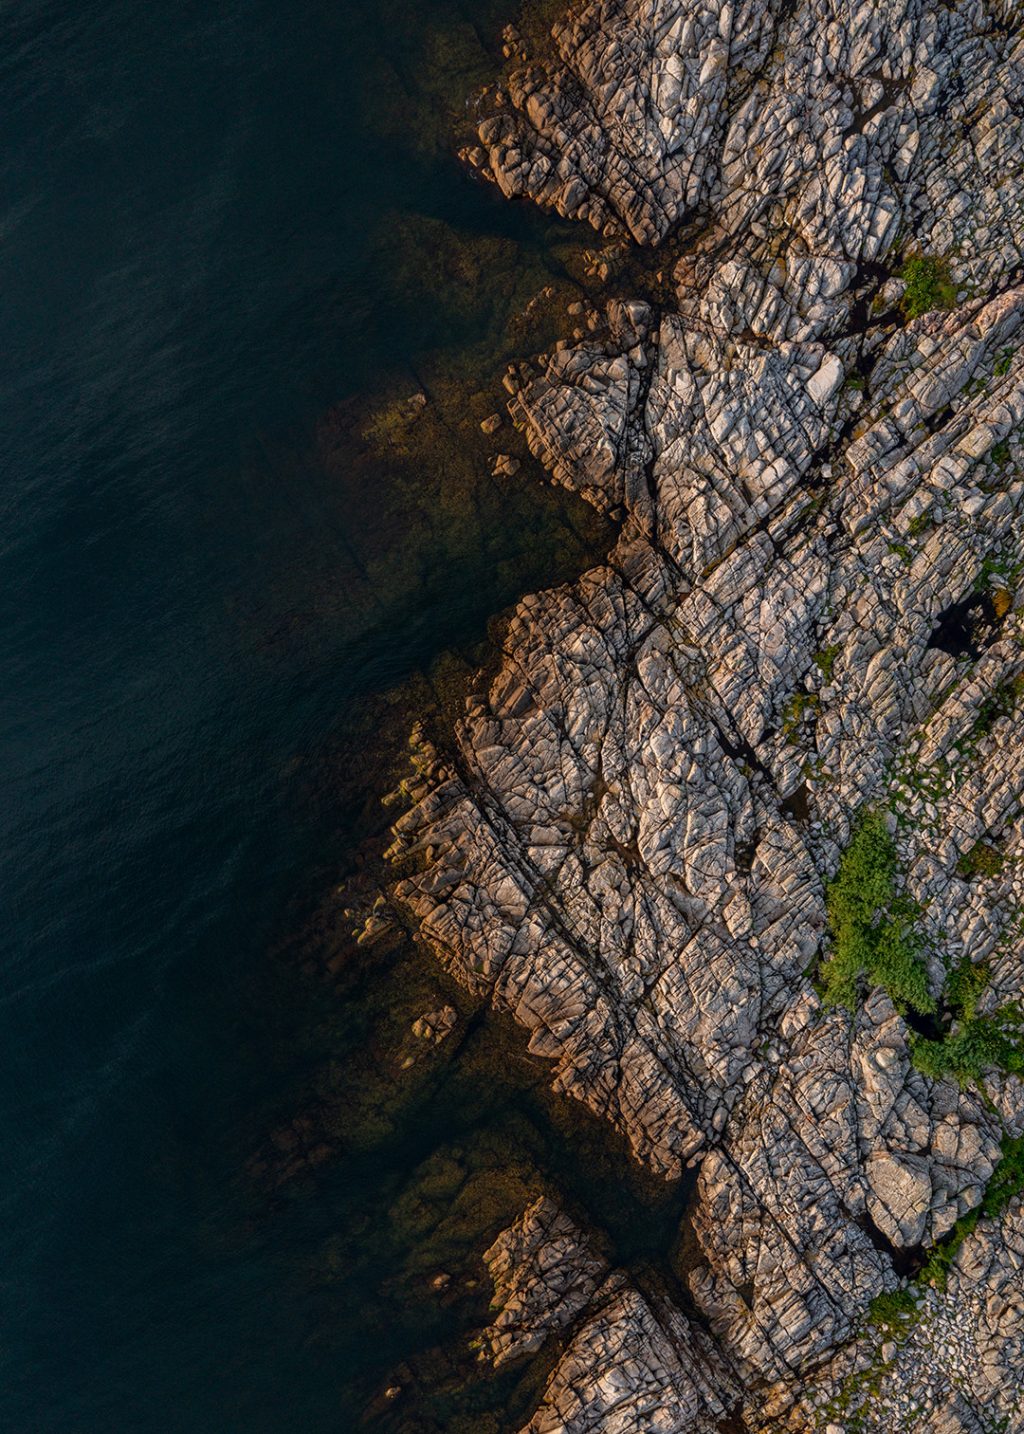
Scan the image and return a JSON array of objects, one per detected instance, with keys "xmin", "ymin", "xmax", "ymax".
[
  {"xmin": 389, "ymin": 0, "xmax": 1024, "ymax": 1426},
  {"xmin": 480, "ymin": 1197, "xmax": 742, "ymax": 1432}
]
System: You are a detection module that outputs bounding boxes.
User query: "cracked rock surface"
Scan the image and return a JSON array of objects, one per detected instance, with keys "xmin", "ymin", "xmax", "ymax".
[
  {"xmin": 784, "ymin": 1198, "xmax": 1024, "ymax": 1431},
  {"xmin": 387, "ymin": 0, "xmax": 1024, "ymax": 1425},
  {"xmin": 480, "ymin": 1197, "xmax": 741, "ymax": 1432}
]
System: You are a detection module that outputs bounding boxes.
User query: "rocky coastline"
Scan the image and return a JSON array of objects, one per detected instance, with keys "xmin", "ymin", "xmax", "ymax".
[{"xmin": 380, "ymin": 0, "xmax": 1024, "ymax": 1428}]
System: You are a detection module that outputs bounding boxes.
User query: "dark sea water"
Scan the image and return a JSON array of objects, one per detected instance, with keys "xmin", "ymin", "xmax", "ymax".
[{"xmin": 0, "ymin": 2, "xmax": 646, "ymax": 1429}]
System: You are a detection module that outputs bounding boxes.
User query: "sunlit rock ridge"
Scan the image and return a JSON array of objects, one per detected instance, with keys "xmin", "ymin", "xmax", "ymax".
[{"xmin": 385, "ymin": 0, "xmax": 1024, "ymax": 1427}]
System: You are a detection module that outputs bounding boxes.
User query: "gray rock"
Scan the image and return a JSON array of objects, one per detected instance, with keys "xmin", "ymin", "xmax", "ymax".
[
  {"xmin": 480, "ymin": 1198, "xmax": 741, "ymax": 1432},
  {"xmin": 389, "ymin": 0, "xmax": 1024, "ymax": 1425}
]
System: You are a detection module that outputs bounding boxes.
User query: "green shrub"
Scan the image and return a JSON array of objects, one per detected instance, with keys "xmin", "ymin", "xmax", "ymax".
[
  {"xmin": 983, "ymin": 1133, "xmax": 1024, "ymax": 1217},
  {"xmin": 994, "ymin": 348, "xmax": 1014, "ymax": 378},
  {"xmin": 973, "ymin": 552, "xmax": 1023, "ymax": 593},
  {"xmin": 917, "ymin": 1210, "xmax": 979, "ymax": 1290},
  {"xmin": 867, "ymin": 1287, "xmax": 917, "ymax": 1330},
  {"xmin": 780, "ymin": 690, "xmax": 819, "ymax": 743},
  {"xmin": 970, "ymin": 676, "xmax": 1024, "ymax": 741},
  {"xmin": 911, "ymin": 1006, "xmax": 1024, "ymax": 1087},
  {"xmin": 900, "ymin": 254, "xmax": 958, "ymax": 320},
  {"xmin": 944, "ymin": 956, "xmax": 989, "ymax": 1019},
  {"xmin": 820, "ymin": 811, "xmax": 934, "ymax": 1014}
]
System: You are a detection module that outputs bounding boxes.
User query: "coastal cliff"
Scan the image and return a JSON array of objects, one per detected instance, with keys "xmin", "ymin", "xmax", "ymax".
[{"xmin": 384, "ymin": 0, "xmax": 1024, "ymax": 1426}]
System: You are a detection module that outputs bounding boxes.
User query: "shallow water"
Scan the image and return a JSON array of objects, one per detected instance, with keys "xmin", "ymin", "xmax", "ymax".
[{"xmin": 0, "ymin": 1, "xmax": 679, "ymax": 1428}]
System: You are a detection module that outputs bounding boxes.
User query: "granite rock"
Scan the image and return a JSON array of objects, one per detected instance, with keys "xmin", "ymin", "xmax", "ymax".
[
  {"xmin": 390, "ymin": 0, "xmax": 1024, "ymax": 1423},
  {"xmin": 480, "ymin": 1197, "xmax": 741, "ymax": 1432}
]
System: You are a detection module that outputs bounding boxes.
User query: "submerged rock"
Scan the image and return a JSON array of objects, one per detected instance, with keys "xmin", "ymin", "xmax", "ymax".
[
  {"xmin": 411, "ymin": 1005, "xmax": 457, "ymax": 1044},
  {"xmin": 390, "ymin": 0, "xmax": 1024, "ymax": 1425}
]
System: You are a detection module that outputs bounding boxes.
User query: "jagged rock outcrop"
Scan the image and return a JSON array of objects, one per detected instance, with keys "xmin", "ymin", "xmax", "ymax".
[
  {"xmin": 480, "ymin": 1197, "xmax": 741, "ymax": 1432},
  {"xmin": 387, "ymin": 0, "xmax": 1024, "ymax": 1425},
  {"xmin": 689, "ymin": 989, "xmax": 1003, "ymax": 1416},
  {"xmin": 480, "ymin": 1197, "xmax": 610, "ymax": 1366},
  {"xmin": 783, "ymin": 1198, "xmax": 1024, "ymax": 1431}
]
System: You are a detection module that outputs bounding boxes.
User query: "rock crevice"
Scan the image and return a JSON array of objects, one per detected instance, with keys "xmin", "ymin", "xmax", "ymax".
[{"xmin": 388, "ymin": 0, "xmax": 1024, "ymax": 1426}]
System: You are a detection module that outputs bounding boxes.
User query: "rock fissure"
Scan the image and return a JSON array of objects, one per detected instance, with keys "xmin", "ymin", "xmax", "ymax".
[{"xmin": 386, "ymin": 0, "xmax": 1024, "ymax": 1427}]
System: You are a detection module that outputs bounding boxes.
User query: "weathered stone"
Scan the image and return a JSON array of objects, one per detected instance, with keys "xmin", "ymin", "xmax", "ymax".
[
  {"xmin": 480, "ymin": 1199, "xmax": 742, "ymax": 1432},
  {"xmin": 389, "ymin": 0, "xmax": 1024, "ymax": 1424}
]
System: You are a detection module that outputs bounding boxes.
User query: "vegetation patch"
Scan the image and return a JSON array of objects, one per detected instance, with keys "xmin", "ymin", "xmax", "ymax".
[
  {"xmin": 900, "ymin": 254, "xmax": 958, "ymax": 320},
  {"xmin": 867, "ymin": 1287, "xmax": 918, "ymax": 1331},
  {"xmin": 943, "ymin": 955, "xmax": 990, "ymax": 1018},
  {"xmin": 974, "ymin": 551, "xmax": 1023, "ymax": 593},
  {"xmin": 970, "ymin": 675, "xmax": 1024, "ymax": 742},
  {"xmin": 917, "ymin": 1211, "xmax": 978, "ymax": 1291},
  {"xmin": 911, "ymin": 1006, "xmax": 1024, "ymax": 1087},
  {"xmin": 909, "ymin": 941, "xmax": 1024, "ymax": 1088},
  {"xmin": 956, "ymin": 840, "xmax": 1005, "ymax": 879},
  {"xmin": 819, "ymin": 810, "xmax": 933, "ymax": 1015},
  {"xmin": 887, "ymin": 540, "xmax": 913, "ymax": 564},
  {"xmin": 780, "ymin": 690, "xmax": 820, "ymax": 744},
  {"xmin": 993, "ymin": 587, "xmax": 1014, "ymax": 618},
  {"xmin": 982, "ymin": 1132, "xmax": 1024, "ymax": 1218},
  {"xmin": 813, "ymin": 644, "xmax": 841, "ymax": 682}
]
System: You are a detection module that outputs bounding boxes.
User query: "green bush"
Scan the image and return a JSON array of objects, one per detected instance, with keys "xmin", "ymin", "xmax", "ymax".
[
  {"xmin": 972, "ymin": 552, "xmax": 1022, "ymax": 596},
  {"xmin": 900, "ymin": 254, "xmax": 958, "ymax": 320},
  {"xmin": 780, "ymin": 690, "xmax": 819, "ymax": 743},
  {"xmin": 917, "ymin": 1210, "xmax": 979, "ymax": 1290},
  {"xmin": 910, "ymin": 950, "xmax": 1024, "ymax": 1088},
  {"xmin": 944, "ymin": 956, "xmax": 989, "ymax": 1019},
  {"xmin": 911, "ymin": 1006, "xmax": 1024, "ymax": 1087},
  {"xmin": 820, "ymin": 811, "xmax": 934, "ymax": 1014},
  {"xmin": 983, "ymin": 1133, "xmax": 1024, "ymax": 1217},
  {"xmin": 813, "ymin": 644, "xmax": 841, "ymax": 682},
  {"xmin": 970, "ymin": 676, "xmax": 1024, "ymax": 741},
  {"xmin": 867, "ymin": 1287, "xmax": 917, "ymax": 1330}
]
